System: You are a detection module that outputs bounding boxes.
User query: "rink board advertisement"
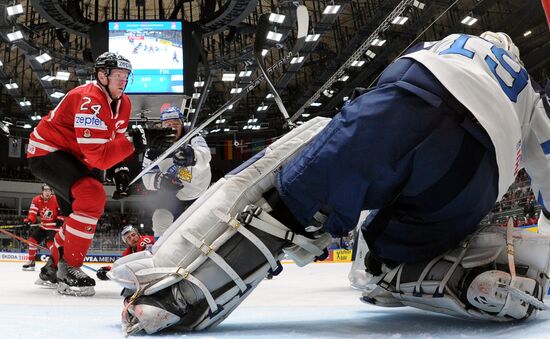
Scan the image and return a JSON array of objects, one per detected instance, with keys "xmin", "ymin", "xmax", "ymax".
[
  {"xmin": 1, "ymin": 250, "xmax": 353, "ymax": 263},
  {"xmin": 108, "ymin": 20, "xmax": 184, "ymax": 94},
  {"xmin": 0, "ymin": 252, "xmax": 121, "ymax": 263}
]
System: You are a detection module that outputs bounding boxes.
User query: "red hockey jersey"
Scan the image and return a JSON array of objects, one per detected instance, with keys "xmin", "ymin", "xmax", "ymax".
[
  {"xmin": 27, "ymin": 81, "xmax": 134, "ymax": 170},
  {"xmin": 122, "ymin": 235, "xmax": 155, "ymax": 256},
  {"xmin": 27, "ymin": 194, "xmax": 63, "ymax": 230}
]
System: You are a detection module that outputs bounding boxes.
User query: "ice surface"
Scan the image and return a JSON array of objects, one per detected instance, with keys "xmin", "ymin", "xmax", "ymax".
[{"xmin": 1, "ymin": 261, "xmax": 549, "ymax": 338}]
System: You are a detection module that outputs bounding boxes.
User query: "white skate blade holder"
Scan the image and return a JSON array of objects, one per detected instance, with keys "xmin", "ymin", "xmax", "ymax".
[
  {"xmin": 57, "ymin": 282, "xmax": 95, "ymax": 297},
  {"xmin": 35, "ymin": 278, "xmax": 57, "ymax": 289}
]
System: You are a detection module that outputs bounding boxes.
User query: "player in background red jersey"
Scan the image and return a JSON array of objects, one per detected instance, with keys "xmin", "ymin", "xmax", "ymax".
[
  {"xmin": 21, "ymin": 184, "xmax": 64, "ymax": 271},
  {"xmin": 95, "ymin": 225, "xmax": 155, "ymax": 281}
]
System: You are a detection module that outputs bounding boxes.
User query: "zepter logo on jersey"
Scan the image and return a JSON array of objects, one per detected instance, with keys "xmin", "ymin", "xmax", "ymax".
[{"xmin": 74, "ymin": 114, "xmax": 108, "ymax": 131}]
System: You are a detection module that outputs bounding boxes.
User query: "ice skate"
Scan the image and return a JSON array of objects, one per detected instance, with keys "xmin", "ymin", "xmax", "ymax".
[
  {"xmin": 22, "ymin": 259, "xmax": 35, "ymax": 271},
  {"xmin": 35, "ymin": 257, "xmax": 58, "ymax": 288},
  {"xmin": 56, "ymin": 259, "xmax": 95, "ymax": 296}
]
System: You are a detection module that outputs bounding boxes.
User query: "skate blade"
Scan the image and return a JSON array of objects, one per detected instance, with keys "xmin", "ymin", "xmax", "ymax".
[
  {"xmin": 57, "ymin": 282, "xmax": 95, "ymax": 297},
  {"xmin": 22, "ymin": 267, "xmax": 36, "ymax": 271},
  {"xmin": 34, "ymin": 278, "xmax": 58, "ymax": 289}
]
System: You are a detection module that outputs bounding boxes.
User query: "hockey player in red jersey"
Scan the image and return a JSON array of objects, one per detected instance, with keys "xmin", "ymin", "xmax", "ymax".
[
  {"xmin": 96, "ymin": 225, "xmax": 155, "ymax": 280},
  {"xmin": 26, "ymin": 52, "xmax": 150, "ymax": 296},
  {"xmin": 21, "ymin": 184, "xmax": 64, "ymax": 271}
]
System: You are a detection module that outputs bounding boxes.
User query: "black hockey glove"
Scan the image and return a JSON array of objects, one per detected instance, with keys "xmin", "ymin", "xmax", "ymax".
[
  {"xmin": 111, "ymin": 166, "xmax": 131, "ymax": 200},
  {"xmin": 153, "ymin": 171, "xmax": 184, "ymax": 192},
  {"xmin": 55, "ymin": 218, "xmax": 64, "ymax": 228},
  {"xmin": 146, "ymin": 127, "xmax": 175, "ymax": 151},
  {"xmin": 128, "ymin": 126, "xmax": 147, "ymax": 154},
  {"xmin": 172, "ymin": 145, "xmax": 196, "ymax": 167},
  {"xmin": 96, "ymin": 266, "xmax": 111, "ymax": 281}
]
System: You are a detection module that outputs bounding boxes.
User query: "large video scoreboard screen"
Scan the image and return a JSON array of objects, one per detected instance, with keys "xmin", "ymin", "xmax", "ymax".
[{"xmin": 108, "ymin": 21, "xmax": 184, "ymax": 94}]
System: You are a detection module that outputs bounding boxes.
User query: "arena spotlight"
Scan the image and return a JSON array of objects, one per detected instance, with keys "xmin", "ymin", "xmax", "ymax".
[
  {"xmin": 35, "ymin": 52, "xmax": 52, "ymax": 64},
  {"xmin": 461, "ymin": 14, "xmax": 478, "ymax": 26},
  {"xmin": 6, "ymin": 4, "xmax": 23, "ymax": 16},
  {"xmin": 269, "ymin": 13, "xmax": 286, "ymax": 24},
  {"xmin": 7, "ymin": 30, "xmax": 23, "ymax": 42},
  {"xmin": 323, "ymin": 5, "xmax": 341, "ymax": 15}
]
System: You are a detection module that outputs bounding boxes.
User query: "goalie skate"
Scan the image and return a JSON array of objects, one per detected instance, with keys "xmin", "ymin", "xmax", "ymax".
[
  {"xmin": 108, "ymin": 117, "xmax": 332, "ymax": 335},
  {"xmin": 361, "ymin": 222, "xmax": 550, "ymax": 321}
]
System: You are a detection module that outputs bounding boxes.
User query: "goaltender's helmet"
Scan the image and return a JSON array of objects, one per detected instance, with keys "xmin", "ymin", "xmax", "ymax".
[
  {"xmin": 160, "ymin": 106, "xmax": 185, "ymax": 123},
  {"xmin": 94, "ymin": 52, "xmax": 133, "ymax": 76},
  {"xmin": 121, "ymin": 224, "xmax": 138, "ymax": 244},
  {"xmin": 480, "ymin": 31, "xmax": 520, "ymax": 62}
]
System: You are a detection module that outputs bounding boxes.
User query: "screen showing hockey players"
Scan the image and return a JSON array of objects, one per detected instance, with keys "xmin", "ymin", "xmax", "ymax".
[{"xmin": 108, "ymin": 21, "xmax": 184, "ymax": 94}]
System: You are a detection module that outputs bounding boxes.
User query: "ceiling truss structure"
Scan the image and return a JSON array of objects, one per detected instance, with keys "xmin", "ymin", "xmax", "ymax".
[{"xmin": 0, "ymin": 0, "xmax": 548, "ymax": 135}]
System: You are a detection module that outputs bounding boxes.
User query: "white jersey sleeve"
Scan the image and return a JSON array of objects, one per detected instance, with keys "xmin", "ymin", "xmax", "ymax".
[
  {"xmin": 175, "ymin": 135, "xmax": 212, "ymax": 201},
  {"xmin": 141, "ymin": 148, "xmax": 159, "ymax": 191}
]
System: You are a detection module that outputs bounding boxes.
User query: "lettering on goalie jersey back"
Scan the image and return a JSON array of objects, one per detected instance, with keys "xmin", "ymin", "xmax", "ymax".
[
  {"xmin": 27, "ymin": 82, "xmax": 134, "ymax": 170},
  {"xmin": 438, "ymin": 34, "xmax": 528, "ymax": 102}
]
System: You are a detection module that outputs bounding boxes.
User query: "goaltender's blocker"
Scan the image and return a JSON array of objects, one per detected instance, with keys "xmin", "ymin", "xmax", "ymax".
[{"xmin": 108, "ymin": 117, "xmax": 333, "ymax": 334}]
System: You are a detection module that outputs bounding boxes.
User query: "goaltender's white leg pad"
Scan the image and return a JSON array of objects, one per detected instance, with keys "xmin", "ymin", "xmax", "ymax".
[{"xmin": 109, "ymin": 117, "xmax": 331, "ymax": 291}]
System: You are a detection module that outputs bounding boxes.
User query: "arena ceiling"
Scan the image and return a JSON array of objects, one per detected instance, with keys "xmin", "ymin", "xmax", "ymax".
[{"xmin": 0, "ymin": 0, "xmax": 549, "ymax": 136}]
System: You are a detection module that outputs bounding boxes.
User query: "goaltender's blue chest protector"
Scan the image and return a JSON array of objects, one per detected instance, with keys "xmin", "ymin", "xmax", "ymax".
[{"xmin": 276, "ymin": 57, "xmax": 498, "ymax": 264}]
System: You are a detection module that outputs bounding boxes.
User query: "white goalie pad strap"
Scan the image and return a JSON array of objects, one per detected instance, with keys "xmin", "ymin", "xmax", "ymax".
[
  {"xmin": 414, "ymin": 255, "xmax": 443, "ymax": 295},
  {"xmin": 181, "ymin": 270, "xmax": 220, "ymax": 315},
  {"xmin": 213, "ymin": 209, "xmax": 279, "ymax": 273},
  {"xmin": 180, "ymin": 230, "xmax": 248, "ymax": 294},
  {"xmin": 192, "ymin": 260, "xmax": 281, "ymax": 331},
  {"xmin": 245, "ymin": 208, "xmax": 325, "ymax": 257}
]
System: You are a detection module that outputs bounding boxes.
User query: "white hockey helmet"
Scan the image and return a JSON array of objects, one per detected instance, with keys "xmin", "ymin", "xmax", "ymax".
[
  {"xmin": 121, "ymin": 224, "xmax": 138, "ymax": 244},
  {"xmin": 480, "ymin": 31, "xmax": 520, "ymax": 62}
]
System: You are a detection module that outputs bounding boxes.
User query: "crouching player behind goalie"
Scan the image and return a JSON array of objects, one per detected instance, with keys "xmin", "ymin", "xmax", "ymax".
[
  {"xmin": 95, "ymin": 225, "xmax": 155, "ymax": 280},
  {"xmin": 108, "ymin": 31, "xmax": 550, "ymax": 335}
]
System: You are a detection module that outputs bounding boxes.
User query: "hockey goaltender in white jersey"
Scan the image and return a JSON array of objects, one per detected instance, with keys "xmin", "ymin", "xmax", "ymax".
[{"xmin": 108, "ymin": 32, "xmax": 550, "ymax": 335}]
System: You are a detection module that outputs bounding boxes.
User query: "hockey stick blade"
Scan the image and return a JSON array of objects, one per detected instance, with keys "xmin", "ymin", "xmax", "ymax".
[
  {"xmin": 0, "ymin": 121, "xmax": 10, "ymax": 137},
  {"xmin": 291, "ymin": 5, "xmax": 309, "ymax": 55},
  {"xmin": 0, "ymin": 228, "xmax": 49, "ymax": 251}
]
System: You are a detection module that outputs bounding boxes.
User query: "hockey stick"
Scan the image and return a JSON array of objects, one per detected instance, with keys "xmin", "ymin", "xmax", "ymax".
[
  {"xmin": 82, "ymin": 264, "xmax": 98, "ymax": 272},
  {"xmin": 189, "ymin": 30, "xmax": 214, "ymax": 132},
  {"xmin": 0, "ymin": 223, "xmax": 40, "ymax": 229},
  {"xmin": 0, "ymin": 228, "xmax": 49, "ymax": 251},
  {"xmin": 130, "ymin": 53, "xmax": 297, "ymax": 186},
  {"xmin": 254, "ymin": 5, "xmax": 309, "ymax": 129}
]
